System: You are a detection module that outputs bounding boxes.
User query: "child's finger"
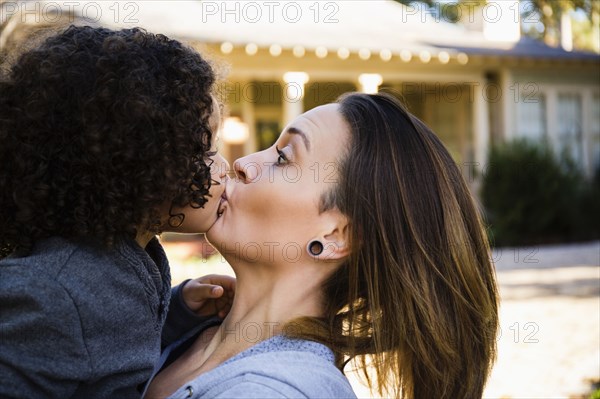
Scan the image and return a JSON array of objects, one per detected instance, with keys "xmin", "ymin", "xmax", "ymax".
[
  {"xmin": 196, "ymin": 275, "xmax": 236, "ymax": 292},
  {"xmin": 210, "ymin": 285, "xmax": 224, "ymax": 296},
  {"xmin": 185, "ymin": 281, "xmax": 224, "ymax": 302}
]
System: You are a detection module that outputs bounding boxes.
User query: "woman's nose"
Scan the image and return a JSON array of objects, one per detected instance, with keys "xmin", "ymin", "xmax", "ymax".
[{"xmin": 233, "ymin": 155, "xmax": 259, "ymax": 183}]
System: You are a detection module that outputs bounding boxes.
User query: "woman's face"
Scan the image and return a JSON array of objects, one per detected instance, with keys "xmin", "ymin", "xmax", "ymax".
[
  {"xmin": 166, "ymin": 100, "xmax": 230, "ymax": 234},
  {"xmin": 207, "ymin": 104, "xmax": 350, "ymax": 264}
]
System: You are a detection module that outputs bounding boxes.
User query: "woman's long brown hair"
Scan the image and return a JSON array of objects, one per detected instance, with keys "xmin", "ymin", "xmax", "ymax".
[{"xmin": 285, "ymin": 92, "xmax": 499, "ymax": 398}]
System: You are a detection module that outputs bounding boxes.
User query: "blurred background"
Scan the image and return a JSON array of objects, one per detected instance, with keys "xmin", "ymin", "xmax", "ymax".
[{"xmin": 1, "ymin": 0, "xmax": 599, "ymax": 397}]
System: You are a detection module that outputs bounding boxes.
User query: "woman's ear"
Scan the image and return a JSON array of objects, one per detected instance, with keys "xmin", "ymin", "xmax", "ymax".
[{"xmin": 311, "ymin": 211, "xmax": 350, "ymax": 261}]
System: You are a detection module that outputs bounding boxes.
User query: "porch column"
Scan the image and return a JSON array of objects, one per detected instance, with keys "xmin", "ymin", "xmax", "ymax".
[
  {"xmin": 282, "ymin": 72, "xmax": 309, "ymax": 125},
  {"xmin": 473, "ymin": 79, "xmax": 490, "ymax": 171},
  {"xmin": 241, "ymin": 95, "xmax": 256, "ymax": 154},
  {"xmin": 582, "ymin": 89, "xmax": 594, "ymax": 177},
  {"xmin": 546, "ymin": 88, "xmax": 559, "ymax": 150},
  {"xmin": 358, "ymin": 73, "xmax": 383, "ymax": 94},
  {"xmin": 499, "ymin": 68, "xmax": 514, "ymax": 141}
]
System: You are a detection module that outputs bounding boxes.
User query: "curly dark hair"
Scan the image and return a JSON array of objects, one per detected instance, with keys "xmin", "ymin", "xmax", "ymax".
[{"xmin": 0, "ymin": 25, "xmax": 216, "ymax": 258}]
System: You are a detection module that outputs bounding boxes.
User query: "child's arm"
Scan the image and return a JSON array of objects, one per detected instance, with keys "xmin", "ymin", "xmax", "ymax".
[{"xmin": 161, "ymin": 274, "xmax": 235, "ymax": 348}]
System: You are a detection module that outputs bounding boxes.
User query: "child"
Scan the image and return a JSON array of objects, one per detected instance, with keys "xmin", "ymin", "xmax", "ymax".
[{"xmin": 0, "ymin": 25, "xmax": 232, "ymax": 398}]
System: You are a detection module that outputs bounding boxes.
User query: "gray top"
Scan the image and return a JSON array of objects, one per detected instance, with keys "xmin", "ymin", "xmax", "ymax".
[
  {"xmin": 0, "ymin": 236, "xmax": 203, "ymax": 399},
  {"xmin": 147, "ymin": 322, "xmax": 357, "ymax": 399}
]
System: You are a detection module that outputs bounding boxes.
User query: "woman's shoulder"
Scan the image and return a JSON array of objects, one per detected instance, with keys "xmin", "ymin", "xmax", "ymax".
[{"xmin": 177, "ymin": 336, "xmax": 357, "ymax": 399}]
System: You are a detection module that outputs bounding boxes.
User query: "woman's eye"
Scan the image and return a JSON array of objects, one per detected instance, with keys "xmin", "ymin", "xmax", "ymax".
[{"xmin": 275, "ymin": 146, "xmax": 288, "ymax": 166}]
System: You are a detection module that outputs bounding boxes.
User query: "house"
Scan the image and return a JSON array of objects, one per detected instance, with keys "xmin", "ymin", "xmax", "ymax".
[{"xmin": 2, "ymin": 0, "xmax": 599, "ymax": 179}]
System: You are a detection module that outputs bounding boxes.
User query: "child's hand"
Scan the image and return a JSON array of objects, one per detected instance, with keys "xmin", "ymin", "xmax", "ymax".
[{"xmin": 181, "ymin": 274, "xmax": 236, "ymax": 319}]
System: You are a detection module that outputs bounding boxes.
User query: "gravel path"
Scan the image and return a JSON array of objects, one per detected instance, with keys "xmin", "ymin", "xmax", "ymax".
[
  {"xmin": 493, "ymin": 241, "xmax": 600, "ymax": 271},
  {"xmin": 484, "ymin": 241, "xmax": 600, "ymax": 399}
]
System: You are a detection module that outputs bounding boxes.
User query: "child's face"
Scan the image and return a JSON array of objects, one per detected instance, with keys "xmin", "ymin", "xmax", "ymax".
[{"xmin": 164, "ymin": 98, "xmax": 230, "ymax": 234}]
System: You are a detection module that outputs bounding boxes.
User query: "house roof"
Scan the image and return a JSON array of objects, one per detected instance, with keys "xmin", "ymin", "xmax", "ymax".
[
  {"xmin": 442, "ymin": 37, "xmax": 599, "ymax": 61},
  {"xmin": 8, "ymin": 0, "xmax": 600, "ymax": 62},
  {"xmin": 95, "ymin": 0, "xmax": 473, "ymax": 55}
]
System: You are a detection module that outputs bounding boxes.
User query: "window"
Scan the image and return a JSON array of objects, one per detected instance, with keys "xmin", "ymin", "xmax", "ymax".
[
  {"xmin": 516, "ymin": 93, "xmax": 546, "ymax": 141},
  {"xmin": 557, "ymin": 93, "xmax": 583, "ymax": 165}
]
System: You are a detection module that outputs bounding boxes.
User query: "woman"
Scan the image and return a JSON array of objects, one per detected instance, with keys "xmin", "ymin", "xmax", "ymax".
[
  {"xmin": 145, "ymin": 92, "xmax": 499, "ymax": 399},
  {"xmin": 0, "ymin": 25, "xmax": 234, "ymax": 398}
]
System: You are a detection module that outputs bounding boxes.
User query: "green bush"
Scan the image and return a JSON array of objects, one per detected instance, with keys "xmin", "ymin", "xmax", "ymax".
[
  {"xmin": 579, "ymin": 166, "xmax": 600, "ymax": 239},
  {"xmin": 481, "ymin": 139, "xmax": 599, "ymax": 246}
]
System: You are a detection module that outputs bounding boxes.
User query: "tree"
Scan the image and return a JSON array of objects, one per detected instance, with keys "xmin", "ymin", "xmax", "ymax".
[
  {"xmin": 394, "ymin": 0, "xmax": 599, "ymax": 52},
  {"xmin": 394, "ymin": 0, "xmax": 486, "ymax": 23},
  {"xmin": 521, "ymin": 0, "xmax": 598, "ymax": 50}
]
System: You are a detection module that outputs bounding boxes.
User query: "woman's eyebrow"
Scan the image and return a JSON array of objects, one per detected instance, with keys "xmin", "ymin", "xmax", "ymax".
[{"xmin": 286, "ymin": 126, "xmax": 311, "ymax": 152}]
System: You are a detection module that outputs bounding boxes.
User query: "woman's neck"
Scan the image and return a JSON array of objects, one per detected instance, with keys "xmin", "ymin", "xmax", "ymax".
[{"xmin": 197, "ymin": 262, "xmax": 326, "ymax": 370}]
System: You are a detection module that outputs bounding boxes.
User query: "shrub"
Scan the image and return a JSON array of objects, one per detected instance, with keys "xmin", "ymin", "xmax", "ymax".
[
  {"xmin": 578, "ymin": 166, "xmax": 600, "ymax": 239},
  {"xmin": 481, "ymin": 139, "xmax": 598, "ymax": 246}
]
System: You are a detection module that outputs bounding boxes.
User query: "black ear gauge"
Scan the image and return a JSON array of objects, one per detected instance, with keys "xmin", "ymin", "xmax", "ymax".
[{"xmin": 307, "ymin": 240, "xmax": 324, "ymax": 256}]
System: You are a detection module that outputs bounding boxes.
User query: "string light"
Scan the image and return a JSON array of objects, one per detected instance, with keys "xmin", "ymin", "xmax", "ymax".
[
  {"xmin": 358, "ymin": 48, "xmax": 371, "ymax": 60},
  {"xmin": 419, "ymin": 51, "xmax": 431, "ymax": 63},
  {"xmin": 269, "ymin": 44, "xmax": 282, "ymax": 57},
  {"xmin": 337, "ymin": 47, "xmax": 350, "ymax": 59},
  {"xmin": 245, "ymin": 43, "xmax": 258, "ymax": 56},
  {"xmin": 292, "ymin": 46, "xmax": 305, "ymax": 58},
  {"xmin": 438, "ymin": 51, "xmax": 450, "ymax": 64},
  {"xmin": 220, "ymin": 42, "xmax": 233, "ymax": 54},
  {"xmin": 380, "ymin": 49, "xmax": 392, "ymax": 62},
  {"xmin": 315, "ymin": 46, "xmax": 328, "ymax": 58},
  {"xmin": 400, "ymin": 50, "xmax": 412, "ymax": 62}
]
